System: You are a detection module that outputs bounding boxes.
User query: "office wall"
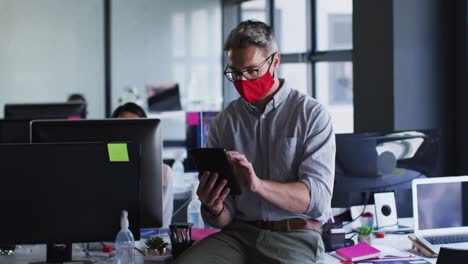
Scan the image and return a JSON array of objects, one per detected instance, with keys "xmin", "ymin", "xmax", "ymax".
[
  {"xmin": 354, "ymin": 0, "xmax": 454, "ymax": 133},
  {"xmin": 353, "ymin": 0, "xmax": 394, "ymax": 132},
  {"xmin": 392, "ymin": 0, "xmax": 452, "ymax": 132},
  {"xmin": 392, "ymin": 0, "xmax": 455, "ymax": 176},
  {"xmin": 0, "ymin": 0, "xmax": 105, "ymax": 118},
  {"xmin": 455, "ymin": 0, "xmax": 468, "ymax": 175},
  {"xmin": 111, "ymin": 0, "xmax": 222, "ymax": 113},
  {"xmin": 353, "ymin": 0, "xmax": 456, "ymax": 175}
]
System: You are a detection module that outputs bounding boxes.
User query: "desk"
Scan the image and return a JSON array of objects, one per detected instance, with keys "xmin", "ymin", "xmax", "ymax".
[
  {"xmin": 325, "ymin": 234, "xmax": 437, "ymax": 263},
  {"xmin": 0, "ymin": 243, "xmax": 170, "ymax": 264},
  {"xmin": 0, "ymin": 226, "xmax": 436, "ymax": 263},
  {"xmin": 0, "ymin": 244, "xmax": 124, "ymax": 264},
  {"xmin": 325, "ymin": 218, "xmax": 437, "ymax": 263}
]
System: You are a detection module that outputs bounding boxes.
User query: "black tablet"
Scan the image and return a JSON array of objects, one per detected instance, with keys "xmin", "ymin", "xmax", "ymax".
[{"xmin": 188, "ymin": 148, "xmax": 242, "ymax": 195}]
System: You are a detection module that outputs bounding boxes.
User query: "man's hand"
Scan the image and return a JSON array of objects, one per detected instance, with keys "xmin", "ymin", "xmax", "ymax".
[
  {"xmin": 227, "ymin": 151, "xmax": 311, "ymax": 214},
  {"xmin": 226, "ymin": 151, "xmax": 263, "ymax": 193},
  {"xmin": 196, "ymin": 171, "xmax": 230, "ymax": 214}
]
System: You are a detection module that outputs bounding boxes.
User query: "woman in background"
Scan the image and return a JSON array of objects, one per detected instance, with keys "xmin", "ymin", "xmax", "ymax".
[
  {"xmin": 112, "ymin": 102, "xmax": 147, "ymax": 118},
  {"xmin": 112, "ymin": 102, "xmax": 173, "ymax": 228}
]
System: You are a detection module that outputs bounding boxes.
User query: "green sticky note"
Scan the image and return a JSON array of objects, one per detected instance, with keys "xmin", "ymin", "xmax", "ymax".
[{"xmin": 107, "ymin": 143, "xmax": 129, "ymax": 162}]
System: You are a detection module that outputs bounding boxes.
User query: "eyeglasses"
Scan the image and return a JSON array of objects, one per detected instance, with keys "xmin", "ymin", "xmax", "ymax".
[{"xmin": 224, "ymin": 53, "xmax": 275, "ymax": 82}]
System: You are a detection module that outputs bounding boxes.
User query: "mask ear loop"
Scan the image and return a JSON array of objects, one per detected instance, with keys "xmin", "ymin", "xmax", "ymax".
[{"xmin": 270, "ymin": 52, "xmax": 278, "ymax": 79}]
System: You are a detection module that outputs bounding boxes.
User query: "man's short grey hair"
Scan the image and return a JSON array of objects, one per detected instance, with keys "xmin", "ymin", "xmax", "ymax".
[{"xmin": 224, "ymin": 20, "xmax": 278, "ymax": 56}]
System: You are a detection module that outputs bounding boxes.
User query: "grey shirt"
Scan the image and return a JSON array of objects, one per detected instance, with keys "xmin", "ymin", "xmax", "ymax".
[{"xmin": 206, "ymin": 80, "xmax": 336, "ymax": 223}]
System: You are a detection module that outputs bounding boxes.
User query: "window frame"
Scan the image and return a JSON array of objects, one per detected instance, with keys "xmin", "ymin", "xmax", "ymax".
[{"xmin": 222, "ymin": 0, "xmax": 353, "ymax": 102}]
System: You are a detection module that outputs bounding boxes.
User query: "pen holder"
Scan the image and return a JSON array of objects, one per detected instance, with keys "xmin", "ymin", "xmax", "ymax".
[
  {"xmin": 169, "ymin": 223, "xmax": 193, "ymax": 259},
  {"xmin": 171, "ymin": 240, "xmax": 193, "ymax": 259}
]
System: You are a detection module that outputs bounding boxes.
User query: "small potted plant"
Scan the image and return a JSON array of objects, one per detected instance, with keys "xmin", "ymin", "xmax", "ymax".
[
  {"xmin": 360, "ymin": 212, "xmax": 374, "ymax": 228},
  {"xmin": 145, "ymin": 236, "xmax": 169, "ymax": 256},
  {"xmin": 357, "ymin": 225, "xmax": 373, "ymax": 245}
]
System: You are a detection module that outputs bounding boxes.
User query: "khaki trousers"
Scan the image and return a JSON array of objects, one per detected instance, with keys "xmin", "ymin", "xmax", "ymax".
[{"xmin": 173, "ymin": 220, "xmax": 324, "ymax": 264}]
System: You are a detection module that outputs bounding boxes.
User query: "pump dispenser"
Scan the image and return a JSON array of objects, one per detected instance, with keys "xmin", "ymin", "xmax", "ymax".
[
  {"xmin": 114, "ymin": 210, "xmax": 135, "ymax": 264},
  {"xmin": 187, "ymin": 182, "xmax": 204, "ymax": 228}
]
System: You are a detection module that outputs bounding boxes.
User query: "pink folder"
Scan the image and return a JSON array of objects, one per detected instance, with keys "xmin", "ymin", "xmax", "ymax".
[
  {"xmin": 191, "ymin": 228, "xmax": 219, "ymax": 241},
  {"xmin": 336, "ymin": 242, "xmax": 381, "ymax": 262}
]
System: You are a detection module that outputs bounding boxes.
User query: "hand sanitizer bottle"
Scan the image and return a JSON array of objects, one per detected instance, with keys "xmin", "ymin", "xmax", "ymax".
[
  {"xmin": 172, "ymin": 157, "xmax": 185, "ymax": 188},
  {"xmin": 187, "ymin": 182, "xmax": 204, "ymax": 228},
  {"xmin": 115, "ymin": 210, "xmax": 135, "ymax": 264}
]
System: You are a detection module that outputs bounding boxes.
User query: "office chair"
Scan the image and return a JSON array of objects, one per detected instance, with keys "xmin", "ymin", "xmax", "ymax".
[{"xmin": 436, "ymin": 247, "xmax": 468, "ymax": 264}]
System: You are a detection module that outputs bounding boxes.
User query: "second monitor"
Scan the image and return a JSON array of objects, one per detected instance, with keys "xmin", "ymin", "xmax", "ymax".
[
  {"xmin": 31, "ymin": 119, "xmax": 163, "ymax": 228},
  {"xmin": 5, "ymin": 102, "xmax": 87, "ymax": 120}
]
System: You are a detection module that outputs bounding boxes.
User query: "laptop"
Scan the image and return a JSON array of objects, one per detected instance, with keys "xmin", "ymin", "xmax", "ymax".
[{"xmin": 413, "ymin": 176, "xmax": 468, "ymax": 253}]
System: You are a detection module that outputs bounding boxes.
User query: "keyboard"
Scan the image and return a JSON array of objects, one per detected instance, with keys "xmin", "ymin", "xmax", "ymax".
[{"xmin": 424, "ymin": 233, "xmax": 468, "ymax": 245}]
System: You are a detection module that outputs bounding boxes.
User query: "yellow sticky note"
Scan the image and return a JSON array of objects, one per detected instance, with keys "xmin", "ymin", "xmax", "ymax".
[{"xmin": 107, "ymin": 143, "xmax": 129, "ymax": 162}]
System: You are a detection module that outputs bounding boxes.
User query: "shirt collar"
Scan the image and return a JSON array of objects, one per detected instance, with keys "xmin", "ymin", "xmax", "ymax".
[{"xmin": 271, "ymin": 79, "xmax": 290, "ymax": 109}]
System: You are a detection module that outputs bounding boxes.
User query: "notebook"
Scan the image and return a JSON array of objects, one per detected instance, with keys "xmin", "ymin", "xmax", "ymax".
[
  {"xmin": 413, "ymin": 176, "xmax": 468, "ymax": 254},
  {"xmin": 335, "ymin": 242, "xmax": 381, "ymax": 261},
  {"xmin": 354, "ymin": 259, "xmax": 431, "ymax": 264}
]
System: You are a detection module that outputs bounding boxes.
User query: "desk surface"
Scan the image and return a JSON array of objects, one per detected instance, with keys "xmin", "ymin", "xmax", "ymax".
[
  {"xmin": 2, "ymin": 236, "xmax": 435, "ymax": 264},
  {"xmin": 0, "ymin": 243, "xmax": 171, "ymax": 264},
  {"xmin": 1, "ymin": 219, "xmax": 437, "ymax": 264},
  {"xmin": 325, "ymin": 218, "xmax": 437, "ymax": 263},
  {"xmin": 325, "ymin": 233, "xmax": 436, "ymax": 263},
  {"xmin": 0, "ymin": 244, "xmax": 117, "ymax": 264}
]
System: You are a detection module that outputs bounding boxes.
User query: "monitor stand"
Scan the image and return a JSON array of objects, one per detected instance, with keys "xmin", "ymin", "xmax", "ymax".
[
  {"xmin": 30, "ymin": 243, "xmax": 91, "ymax": 264},
  {"xmin": 47, "ymin": 243, "xmax": 72, "ymax": 263},
  {"xmin": 0, "ymin": 244, "xmax": 16, "ymax": 255}
]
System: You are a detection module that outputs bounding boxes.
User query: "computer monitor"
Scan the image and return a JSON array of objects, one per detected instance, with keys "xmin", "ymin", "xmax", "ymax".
[
  {"xmin": 4, "ymin": 102, "xmax": 87, "ymax": 120},
  {"xmin": 0, "ymin": 143, "xmax": 140, "ymax": 262},
  {"xmin": 0, "ymin": 119, "xmax": 31, "ymax": 143},
  {"xmin": 186, "ymin": 111, "xmax": 219, "ymax": 149},
  {"xmin": 31, "ymin": 119, "xmax": 163, "ymax": 228},
  {"xmin": 332, "ymin": 129, "xmax": 440, "ymax": 217},
  {"xmin": 146, "ymin": 83, "xmax": 182, "ymax": 112},
  {"xmin": 185, "ymin": 111, "xmax": 219, "ymax": 171}
]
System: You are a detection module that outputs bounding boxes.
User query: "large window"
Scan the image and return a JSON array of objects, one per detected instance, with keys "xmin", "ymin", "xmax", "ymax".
[
  {"xmin": 113, "ymin": 0, "xmax": 222, "ymax": 113},
  {"xmin": 240, "ymin": 0, "xmax": 267, "ymax": 23},
  {"xmin": 315, "ymin": 0, "xmax": 353, "ymax": 133},
  {"xmin": 226, "ymin": 0, "xmax": 353, "ymax": 132},
  {"xmin": 0, "ymin": 0, "xmax": 104, "ymax": 118},
  {"xmin": 0, "ymin": 0, "xmax": 223, "ymax": 118}
]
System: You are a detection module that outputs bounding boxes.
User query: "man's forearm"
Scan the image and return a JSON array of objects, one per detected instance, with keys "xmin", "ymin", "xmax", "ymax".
[
  {"xmin": 201, "ymin": 202, "xmax": 233, "ymax": 228},
  {"xmin": 256, "ymin": 180, "xmax": 311, "ymax": 214}
]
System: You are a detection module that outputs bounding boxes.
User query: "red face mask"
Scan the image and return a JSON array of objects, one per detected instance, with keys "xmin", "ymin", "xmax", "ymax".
[{"xmin": 233, "ymin": 71, "xmax": 275, "ymax": 103}]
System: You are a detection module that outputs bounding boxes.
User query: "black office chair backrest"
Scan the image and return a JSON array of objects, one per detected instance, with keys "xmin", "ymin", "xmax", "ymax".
[{"xmin": 436, "ymin": 247, "xmax": 468, "ymax": 264}]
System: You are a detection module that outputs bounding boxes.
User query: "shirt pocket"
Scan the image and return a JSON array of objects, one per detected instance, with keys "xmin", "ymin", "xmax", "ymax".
[{"xmin": 270, "ymin": 137, "xmax": 299, "ymax": 182}]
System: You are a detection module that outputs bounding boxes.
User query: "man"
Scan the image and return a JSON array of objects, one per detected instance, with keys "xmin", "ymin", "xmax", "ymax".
[{"xmin": 175, "ymin": 20, "xmax": 335, "ymax": 264}]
